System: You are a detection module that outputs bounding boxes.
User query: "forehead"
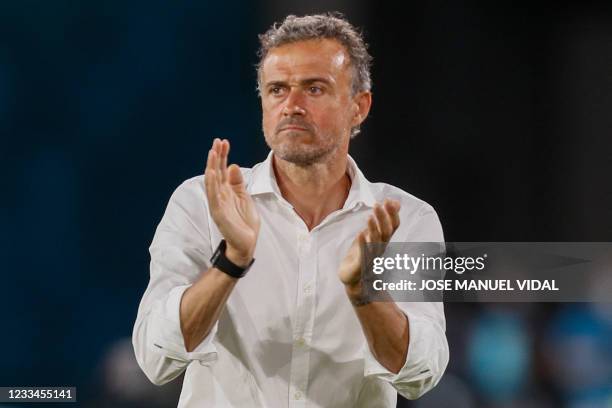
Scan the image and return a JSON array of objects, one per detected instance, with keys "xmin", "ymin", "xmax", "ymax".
[{"xmin": 261, "ymin": 38, "xmax": 351, "ymax": 83}]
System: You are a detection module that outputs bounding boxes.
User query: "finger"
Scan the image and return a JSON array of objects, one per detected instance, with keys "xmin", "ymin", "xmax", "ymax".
[
  {"xmin": 214, "ymin": 138, "xmax": 224, "ymax": 167},
  {"xmin": 212, "ymin": 138, "xmax": 221, "ymax": 168},
  {"xmin": 384, "ymin": 199, "xmax": 401, "ymax": 230},
  {"xmin": 205, "ymin": 147, "xmax": 214, "ymax": 175},
  {"xmin": 383, "ymin": 199, "xmax": 401, "ymax": 214},
  {"xmin": 209, "ymin": 149, "xmax": 222, "ymax": 192},
  {"xmin": 208, "ymin": 139, "xmax": 223, "ymax": 191},
  {"xmin": 360, "ymin": 223, "xmax": 371, "ymax": 243},
  {"xmin": 212, "ymin": 138, "xmax": 221, "ymax": 155},
  {"xmin": 354, "ymin": 230, "xmax": 368, "ymax": 260},
  {"xmin": 204, "ymin": 150, "xmax": 220, "ymax": 206},
  {"xmin": 367, "ymin": 214, "xmax": 381, "ymax": 242},
  {"xmin": 220, "ymin": 139, "xmax": 229, "ymax": 183},
  {"xmin": 205, "ymin": 147, "xmax": 217, "ymax": 181},
  {"xmin": 375, "ymin": 202, "xmax": 394, "ymax": 241}
]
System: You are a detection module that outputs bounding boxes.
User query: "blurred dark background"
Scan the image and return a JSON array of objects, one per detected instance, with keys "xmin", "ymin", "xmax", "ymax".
[{"xmin": 1, "ymin": 1, "xmax": 611, "ymax": 407}]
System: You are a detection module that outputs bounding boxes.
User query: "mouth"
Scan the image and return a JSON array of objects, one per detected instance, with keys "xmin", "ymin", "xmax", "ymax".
[{"xmin": 279, "ymin": 126, "xmax": 309, "ymax": 132}]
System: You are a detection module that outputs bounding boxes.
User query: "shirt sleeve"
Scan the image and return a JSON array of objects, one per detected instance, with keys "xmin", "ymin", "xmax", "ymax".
[
  {"xmin": 363, "ymin": 203, "xmax": 450, "ymax": 399},
  {"xmin": 132, "ymin": 177, "xmax": 220, "ymax": 386}
]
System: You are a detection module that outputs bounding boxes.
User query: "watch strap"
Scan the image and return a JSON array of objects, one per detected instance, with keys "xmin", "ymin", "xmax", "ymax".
[{"xmin": 210, "ymin": 240, "xmax": 254, "ymax": 278}]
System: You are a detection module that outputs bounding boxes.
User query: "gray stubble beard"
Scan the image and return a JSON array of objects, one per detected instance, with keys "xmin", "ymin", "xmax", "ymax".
[{"xmin": 264, "ymin": 129, "xmax": 341, "ymax": 167}]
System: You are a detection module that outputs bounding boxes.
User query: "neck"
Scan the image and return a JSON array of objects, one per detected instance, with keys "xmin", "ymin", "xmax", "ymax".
[{"xmin": 273, "ymin": 153, "xmax": 351, "ymax": 231}]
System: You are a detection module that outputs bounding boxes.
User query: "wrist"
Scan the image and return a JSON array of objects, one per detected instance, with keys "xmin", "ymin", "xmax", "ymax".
[
  {"xmin": 345, "ymin": 281, "xmax": 370, "ymax": 307},
  {"xmin": 225, "ymin": 245, "xmax": 253, "ymax": 268}
]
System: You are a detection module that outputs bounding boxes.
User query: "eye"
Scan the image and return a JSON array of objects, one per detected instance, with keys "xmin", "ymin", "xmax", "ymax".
[
  {"xmin": 308, "ymin": 86, "xmax": 323, "ymax": 95},
  {"xmin": 269, "ymin": 86, "xmax": 285, "ymax": 96}
]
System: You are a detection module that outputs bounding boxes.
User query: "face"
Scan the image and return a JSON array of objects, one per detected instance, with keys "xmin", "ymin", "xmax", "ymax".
[{"xmin": 260, "ymin": 39, "xmax": 371, "ymax": 166}]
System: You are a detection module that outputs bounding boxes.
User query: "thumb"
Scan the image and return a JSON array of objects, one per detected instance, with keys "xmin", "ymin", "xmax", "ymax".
[
  {"xmin": 227, "ymin": 164, "xmax": 246, "ymax": 191},
  {"xmin": 356, "ymin": 230, "xmax": 367, "ymax": 247}
]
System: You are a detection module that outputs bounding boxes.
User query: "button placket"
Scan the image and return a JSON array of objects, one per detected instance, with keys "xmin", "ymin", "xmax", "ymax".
[
  {"xmin": 289, "ymin": 230, "xmax": 316, "ymax": 407},
  {"xmin": 294, "ymin": 336, "xmax": 306, "ymax": 347}
]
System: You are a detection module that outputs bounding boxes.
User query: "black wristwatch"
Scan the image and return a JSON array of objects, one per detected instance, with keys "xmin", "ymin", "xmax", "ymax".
[{"xmin": 210, "ymin": 239, "xmax": 254, "ymax": 278}]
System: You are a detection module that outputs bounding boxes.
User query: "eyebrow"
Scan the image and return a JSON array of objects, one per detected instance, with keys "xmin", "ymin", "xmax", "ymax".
[{"xmin": 264, "ymin": 77, "xmax": 333, "ymax": 88}]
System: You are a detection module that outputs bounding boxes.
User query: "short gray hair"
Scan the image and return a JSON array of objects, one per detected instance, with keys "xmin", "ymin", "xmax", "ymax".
[
  {"xmin": 256, "ymin": 12, "xmax": 372, "ymax": 96},
  {"xmin": 256, "ymin": 13, "xmax": 373, "ymax": 137}
]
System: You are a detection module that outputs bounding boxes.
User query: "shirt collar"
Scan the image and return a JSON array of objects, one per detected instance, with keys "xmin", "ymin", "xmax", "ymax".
[{"xmin": 247, "ymin": 151, "xmax": 377, "ymax": 209}]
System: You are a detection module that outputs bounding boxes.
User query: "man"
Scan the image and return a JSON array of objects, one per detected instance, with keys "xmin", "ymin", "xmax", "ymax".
[{"xmin": 133, "ymin": 13, "xmax": 448, "ymax": 407}]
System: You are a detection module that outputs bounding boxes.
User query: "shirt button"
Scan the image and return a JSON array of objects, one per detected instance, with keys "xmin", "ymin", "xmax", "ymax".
[
  {"xmin": 298, "ymin": 233, "xmax": 311, "ymax": 248},
  {"xmin": 295, "ymin": 337, "xmax": 306, "ymax": 347},
  {"xmin": 294, "ymin": 391, "xmax": 303, "ymax": 400},
  {"xmin": 303, "ymin": 283, "xmax": 312, "ymax": 294}
]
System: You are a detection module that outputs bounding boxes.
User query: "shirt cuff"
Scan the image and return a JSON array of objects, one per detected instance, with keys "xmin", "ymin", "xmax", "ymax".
[
  {"xmin": 151, "ymin": 284, "xmax": 218, "ymax": 366},
  {"xmin": 363, "ymin": 309, "xmax": 447, "ymax": 399}
]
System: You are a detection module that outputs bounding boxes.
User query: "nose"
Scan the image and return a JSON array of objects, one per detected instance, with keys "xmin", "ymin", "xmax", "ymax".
[{"xmin": 282, "ymin": 88, "xmax": 306, "ymax": 116}]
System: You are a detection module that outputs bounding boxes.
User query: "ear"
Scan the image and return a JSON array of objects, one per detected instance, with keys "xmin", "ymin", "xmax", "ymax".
[{"xmin": 350, "ymin": 91, "xmax": 372, "ymax": 128}]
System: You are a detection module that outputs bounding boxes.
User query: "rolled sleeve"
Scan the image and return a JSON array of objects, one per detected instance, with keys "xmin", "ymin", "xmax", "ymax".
[
  {"xmin": 363, "ymin": 302, "xmax": 449, "ymax": 399},
  {"xmin": 363, "ymin": 201, "xmax": 449, "ymax": 399},
  {"xmin": 132, "ymin": 177, "xmax": 219, "ymax": 386},
  {"xmin": 150, "ymin": 285, "xmax": 219, "ymax": 364}
]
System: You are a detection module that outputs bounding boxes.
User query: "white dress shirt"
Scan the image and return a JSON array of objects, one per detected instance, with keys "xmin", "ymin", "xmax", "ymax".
[{"xmin": 132, "ymin": 152, "xmax": 449, "ymax": 407}]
